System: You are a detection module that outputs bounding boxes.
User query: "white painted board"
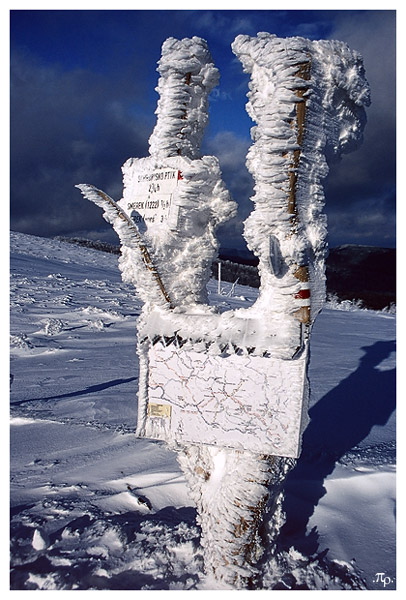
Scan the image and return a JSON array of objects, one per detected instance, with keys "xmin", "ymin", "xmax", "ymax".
[{"xmin": 121, "ymin": 164, "xmax": 182, "ymax": 232}]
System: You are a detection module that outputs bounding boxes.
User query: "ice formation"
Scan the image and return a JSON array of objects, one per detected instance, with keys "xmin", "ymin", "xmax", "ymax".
[
  {"xmin": 79, "ymin": 37, "xmax": 236, "ymax": 310},
  {"xmin": 148, "ymin": 36, "xmax": 219, "ymax": 160},
  {"xmin": 232, "ymin": 32, "xmax": 370, "ymax": 329},
  {"xmin": 177, "ymin": 446, "xmax": 295, "ymax": 587},
  {"xmin": 77, "ymin": 33, "xmax": 370, "ymax": 589}
]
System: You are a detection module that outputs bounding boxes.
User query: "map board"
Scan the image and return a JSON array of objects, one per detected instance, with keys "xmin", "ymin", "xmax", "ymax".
[{"xmin": 141, "ymin": 342, "xmax": 308, "ymax": 458}]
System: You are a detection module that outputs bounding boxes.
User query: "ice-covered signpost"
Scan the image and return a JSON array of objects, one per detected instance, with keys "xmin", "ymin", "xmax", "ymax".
[{"xmin": 77, "ymin": 32, "xmax": 369, "ymax": 589}]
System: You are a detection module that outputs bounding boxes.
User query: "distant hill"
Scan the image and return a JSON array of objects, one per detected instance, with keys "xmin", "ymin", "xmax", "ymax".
[
  {"xmin": 215, "ymin": 245, "xmax": 395, "ymax": 311},
  {"xmin": 54, "ymin": 237, "xmax": 121, "ymax": 255},
  {"xmin": 55, "ymin": 237, "xmax": 395, "ymax": 311},
  {"xmin": 326, "ymin": 245, "xmax": 395, "ymax": 310}
]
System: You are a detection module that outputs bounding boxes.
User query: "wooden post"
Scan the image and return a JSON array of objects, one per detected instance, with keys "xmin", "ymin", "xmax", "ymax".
[
  {"xmin": 177, "ymin": 72, "xmax": 193, "ymax": 156},
  {"xmin": 287, "ymin": 60, "xmax": 311, "ymax": 225},
  {"xmin": 287, "ymin": 60, "xmax": 312, "ymax": 325}
]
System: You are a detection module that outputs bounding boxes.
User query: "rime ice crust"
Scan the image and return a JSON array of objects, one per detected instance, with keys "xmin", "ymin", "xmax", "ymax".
[
  {"xmin": 116, "ymin": 36, "xmax": 236, "ymax": 308},
  {"xmin": 118, "ymin": 156, "xmax": 236, "ymax": 307},
  {"xmin": 177, "ymin": 446, "xmax": 295, "ymax": 586},
  {"xmin": 148, "ymin": 36, "xmax": 220, "ymax": 161},
  {"xmin": 118, "ymin": 154, "xmax": 236, "ymax": 308},
  {"xmin": 232, "ymin": 32, "xmax": 370, "ymax": 325},
  {"xmin": 76, "ymin": 33, "xmax": 371, "ymax": 588}
]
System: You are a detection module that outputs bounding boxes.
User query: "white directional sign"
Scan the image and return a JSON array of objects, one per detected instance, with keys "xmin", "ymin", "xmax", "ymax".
[{"xmin": 121, "ymin": 164, "xmax": 182, "ymax": 232}]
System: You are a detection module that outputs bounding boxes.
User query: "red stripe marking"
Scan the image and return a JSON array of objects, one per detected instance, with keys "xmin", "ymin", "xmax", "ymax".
[{"xmin": 295, "ymin": 289, "xmax": 311, "ymax": 300}]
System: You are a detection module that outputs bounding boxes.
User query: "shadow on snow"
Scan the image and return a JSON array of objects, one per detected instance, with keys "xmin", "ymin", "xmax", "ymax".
[
  {"xmin": 278, "ymin": 339, "xmax": 396, "ymax": 555},
  {"xmin": 11, "ymin": 377, "xmax": 138, "ymax": 406}
]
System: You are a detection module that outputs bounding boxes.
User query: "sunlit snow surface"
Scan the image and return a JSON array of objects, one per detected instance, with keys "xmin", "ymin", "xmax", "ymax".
[{"xmin": 10, "ymin": 232, "xmax": 395, "ymax": 590}]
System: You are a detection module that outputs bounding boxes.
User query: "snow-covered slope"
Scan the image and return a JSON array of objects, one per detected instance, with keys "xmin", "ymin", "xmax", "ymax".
[{"xmin": 10, "ymin": 232, "xmax": 396, "ymax": 590}]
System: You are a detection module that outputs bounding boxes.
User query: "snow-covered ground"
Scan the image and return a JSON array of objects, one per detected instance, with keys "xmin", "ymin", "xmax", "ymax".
[{"xmin": 9, "ymin": 232, "xmax": 396, "ymax": 590}]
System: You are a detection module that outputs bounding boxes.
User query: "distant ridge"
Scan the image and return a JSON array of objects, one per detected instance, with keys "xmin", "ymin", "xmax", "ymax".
[
  {"xmin": 53, "ymin": 236, "xmax": 395, "ymax": 311},
  {"xmin": 325, "ymin": 245, "xmax": 395, "ymax": 311},
  {"xmin": 54, "ymin": 236, "xmax": 120, "ymax": 255},
  {"xmin": 216, "ymin": 244, "xmax": 395, "ymax": 311}
]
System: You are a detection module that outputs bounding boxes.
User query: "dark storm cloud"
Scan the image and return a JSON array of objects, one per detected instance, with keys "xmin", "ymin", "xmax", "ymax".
[
  {"xmin": 318, "ymin": 10, "xmax": 396, "ymax": 247},
  {"xmin": 10, "ymin": 49, "xmax": 153, "ymax": 241},
  {"xmin": 10, "ymin": 9, "xmax": 396, "ymax": 250}
]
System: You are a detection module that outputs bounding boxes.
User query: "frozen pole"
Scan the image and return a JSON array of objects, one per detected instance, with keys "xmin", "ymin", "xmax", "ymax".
[
  {"xmin": 233, "ymin": 32, "xmax": 370, "ymax": 335},
  {"xmin": 148, "ymin": 36, "xmax": 220, "ymax": 160},
  {"xmin": 287, "ymin": 59, "xmax": 312, "ymax": 325},
  {"xmin": 217, "ymin": 261, "xmax": 221, "ymax": 295}
]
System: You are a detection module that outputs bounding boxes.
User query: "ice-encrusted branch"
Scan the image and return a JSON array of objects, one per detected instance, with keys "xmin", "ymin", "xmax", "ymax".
[{"xmin": 76, "ymin": 184, "xmax": 173, "ymax": 308}]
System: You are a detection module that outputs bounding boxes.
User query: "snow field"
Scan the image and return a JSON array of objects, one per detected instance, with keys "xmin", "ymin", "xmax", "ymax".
[{"xmin": 9, "ymin": 232, "xmax": 395, "ymax": 590}]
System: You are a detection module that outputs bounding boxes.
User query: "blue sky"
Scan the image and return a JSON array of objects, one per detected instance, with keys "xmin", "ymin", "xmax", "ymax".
[{"xmin": 10, "ymin": 8, "xmax": 396, "ymax": 252}]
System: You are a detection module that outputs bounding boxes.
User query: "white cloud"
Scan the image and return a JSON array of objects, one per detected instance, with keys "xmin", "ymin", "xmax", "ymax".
[{"xmin": 204, "ymin": 130, "xmax": 250, "ymax": 169}]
